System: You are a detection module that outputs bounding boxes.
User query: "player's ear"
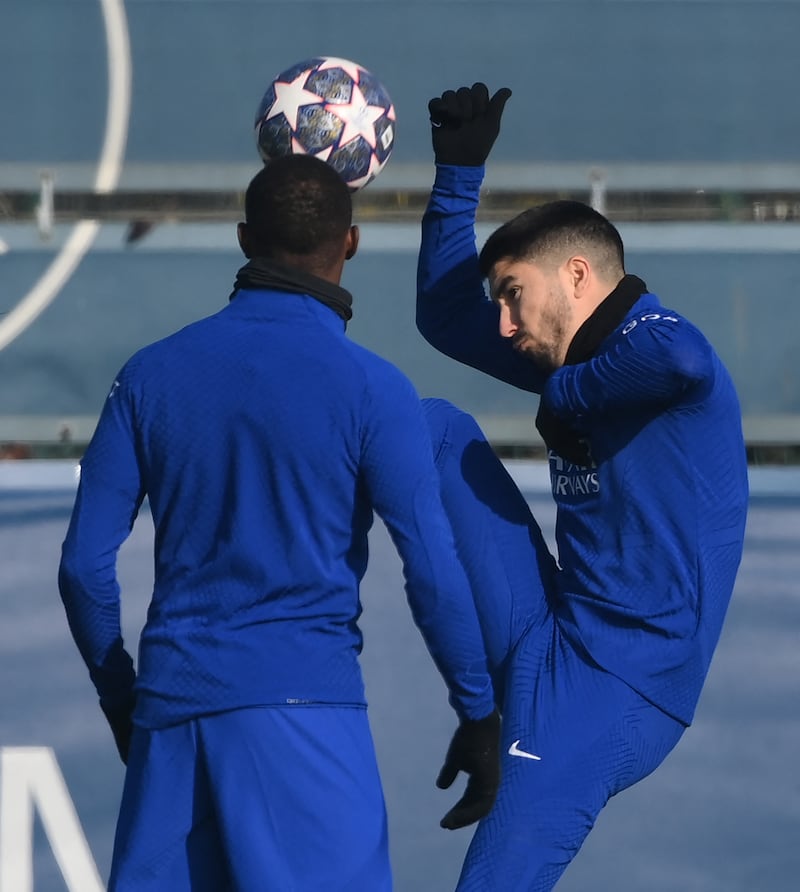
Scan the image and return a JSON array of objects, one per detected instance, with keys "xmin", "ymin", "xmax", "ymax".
[
  {"xmin": 237, "ymin": 222, "xmax": 252, "ymax": 258},
  {"xmin": 345, "ymin": 224, "xmax": 359, "ymax": 261},
  {"xmin": 565, "ymin": 255, "xmax": 591, "ymax": 297}
]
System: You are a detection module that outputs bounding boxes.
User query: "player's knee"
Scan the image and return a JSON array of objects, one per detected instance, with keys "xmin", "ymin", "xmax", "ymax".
[{"xmin": 421, "ymin": 398, "xmax": 486, "ymax": 452}]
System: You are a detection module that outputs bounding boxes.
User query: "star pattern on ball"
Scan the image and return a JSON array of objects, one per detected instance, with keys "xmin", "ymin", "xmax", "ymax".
[
  {"xmin": 316, "ymin": 57, "xmax": 365, "ymax": 83},
  {"xmin": 267, "ymin": 71, "xmax": 325, "ymax": 130},
  {"xmin": 290, "ymin": 136, "xmax": 334, "ymax": 163},
  {"xmin": 346, "ymin": 152, "xmax": 384, "ymax": 191},
  {"xmin": 256, "ymin": 57, "xmax": 395, "ymax": 191},
  {"xmin": 325, "ymin": 81, "xmax": 385, "ymax": 150}
]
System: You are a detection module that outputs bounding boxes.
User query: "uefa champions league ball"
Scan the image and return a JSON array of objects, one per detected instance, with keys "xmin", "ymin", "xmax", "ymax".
[{"xmin": 255, "ymin": 57, "xmax": 396, "ymax": 191}]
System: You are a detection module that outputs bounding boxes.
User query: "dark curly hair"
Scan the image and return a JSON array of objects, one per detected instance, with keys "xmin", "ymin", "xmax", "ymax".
[{"xmin": 244, "ymin": 155, "xmax": 352, "ymax": 271}]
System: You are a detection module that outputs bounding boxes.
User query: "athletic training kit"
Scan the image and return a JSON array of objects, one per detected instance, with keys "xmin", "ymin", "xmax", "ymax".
[
  {"xmin": 416, "ymin": 164, "xmax": 749, "ymax": 890},
  {"xmin": 59, "ymin": 285, "xmax": 496, "ymax": 890}
]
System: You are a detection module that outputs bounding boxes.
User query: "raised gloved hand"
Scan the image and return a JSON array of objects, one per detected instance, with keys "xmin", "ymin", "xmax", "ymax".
[
  {"xmin": 101, "ymin": 694, "xmax": 136, "ymax": 765},
  {"xmin": 428, "ymin": 83, "xmax": 512, "ymax": 167},
  {"xmin": 437, "ymin": 707, "xmax": 501, "ymax": 829}
]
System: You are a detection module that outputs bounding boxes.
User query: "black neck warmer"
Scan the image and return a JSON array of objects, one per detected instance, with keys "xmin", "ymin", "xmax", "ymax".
[
  {"xmin": 563, "ymin": 274, "xmax": 648, "ymax": 365},
  {"xmin": 230, "ymin": 257, "xmax": 353, "ymax": 323},
  {"xmin": 535, "ymin": 274, "xmax": 648, "ymax": 464}
]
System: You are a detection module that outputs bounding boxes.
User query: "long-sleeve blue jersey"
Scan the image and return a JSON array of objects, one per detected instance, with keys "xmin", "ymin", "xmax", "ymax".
[
  {"xmin": 59, "ymin": 286, "xmax": 495, "ymax": 729},
  {"xmin": 417, "ymin": 165, "xmax": 749, "ymax": 725}
]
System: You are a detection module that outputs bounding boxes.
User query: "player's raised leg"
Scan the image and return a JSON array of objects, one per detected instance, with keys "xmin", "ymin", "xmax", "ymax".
[{"xmin": 422, "ymin": 398, "xmax": 557, "ymax": 707}]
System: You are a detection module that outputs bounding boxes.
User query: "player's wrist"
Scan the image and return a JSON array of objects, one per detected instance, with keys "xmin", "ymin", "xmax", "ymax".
[{"xmin": 433, "ymin": 163, "xmax": 486, "ymax": 198}]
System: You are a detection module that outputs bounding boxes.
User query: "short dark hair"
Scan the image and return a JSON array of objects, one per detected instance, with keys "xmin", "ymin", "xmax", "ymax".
[
  {"xmin": 244, "ymin": 154, "xmax": 352, "ymax": 268},
  {"xmin": 478, "ymin": 200, "xmax": 625, "ymax": 281}
]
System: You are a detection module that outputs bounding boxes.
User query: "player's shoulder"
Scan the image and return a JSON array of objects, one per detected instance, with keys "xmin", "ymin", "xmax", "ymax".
[
  {"xmin": 618, "ymin": 293, "xmax": 698, "ymax": 338},
  {"xmin": 120, "ymin": 311, "xmax": 224, "ymax": 376},
  {"xmin": 615, "ymin": 293, "xmax": 722, "ymax": 393},
  {"xmin": 337, "ymin": 340, "xmax": 422, "ymax": 418},
  {"xmin": 620, "ymin": 293, "xmax": 712, "ymax": 352},
  {"xmin": 345, "ymin": 338, "xmax": 417, "ymax": 387}
]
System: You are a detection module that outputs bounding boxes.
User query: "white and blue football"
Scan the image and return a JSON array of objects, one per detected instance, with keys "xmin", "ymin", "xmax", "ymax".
[{"xmin": 255, "ymin": 56, "xmax": 396, "ymax": 191}]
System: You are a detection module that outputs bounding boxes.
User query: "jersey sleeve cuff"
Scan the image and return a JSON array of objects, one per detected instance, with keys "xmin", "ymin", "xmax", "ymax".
[{"xmin": 433, "ymin": 164, "xmax": 486, "ymax": 198}]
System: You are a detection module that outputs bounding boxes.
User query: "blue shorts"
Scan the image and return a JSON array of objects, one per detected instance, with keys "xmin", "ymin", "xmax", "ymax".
[
  {"xmin": 423, "ymin": 399, "xmax": 685, "ymax": 891},
  {"xmin": 108, "ymin": 705, "xmax": 391, "ymax": 892}
]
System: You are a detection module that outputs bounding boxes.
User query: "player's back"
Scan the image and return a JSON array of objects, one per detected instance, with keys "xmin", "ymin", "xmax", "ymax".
[{"xmin": 126, "ymin": 288, "xmax": 396, "ymax": 727}]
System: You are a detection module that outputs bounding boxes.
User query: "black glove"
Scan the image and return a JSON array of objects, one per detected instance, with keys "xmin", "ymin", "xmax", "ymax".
[
  {"xmin": 101, "ymin": 695, "xmax": 135, "ymax": 765},
  {"xmin": 437, "ymin": 708, "xmax": 501, "ymax": 830},
  {"xmin": 428, "ymin": 83, "xmax": 512, "ymax": 166}
]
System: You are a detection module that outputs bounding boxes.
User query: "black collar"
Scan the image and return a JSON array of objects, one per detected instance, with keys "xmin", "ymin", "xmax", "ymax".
[
  {"xmin": 230, "ymin": 257, "xmax": 353, "ymax": 323},
  {"xmin": 564, "ymin": 274, "xmax": 648, "ymax": 365}
]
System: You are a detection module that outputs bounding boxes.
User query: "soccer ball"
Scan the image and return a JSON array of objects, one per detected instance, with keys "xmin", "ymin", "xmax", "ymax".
[{"xmin": 255, "ymin": 57, "xmax": 396, "ymax": 191}]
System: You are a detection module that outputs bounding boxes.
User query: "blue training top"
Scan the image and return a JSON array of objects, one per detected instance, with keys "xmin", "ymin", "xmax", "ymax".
[
  {"xmin": 417, "ymin": 165, "xmax": 749, "ymax": 725},
  {"xmin": 59, "ymin": 286, "xmax": 495, "ymax": 729}
]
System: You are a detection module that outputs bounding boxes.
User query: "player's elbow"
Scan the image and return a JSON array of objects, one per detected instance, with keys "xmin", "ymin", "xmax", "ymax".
[
  {"xmin": 58, "ymin": 552, "xmax": 81, "ymax": 600},
  {"xmin": 674, "ymin": 339, "xmax": 715, "ymax": 395},
  {"xmin": 416, "ymin": 303, "xmax": 439, "ymax": 345},
  {"xmin": 58, "ymin": 543, "xmax": 95, "ymax": 601},
  {"xmin": 646, "ymin": 323, "xmax": 715, "ymax": 397}
]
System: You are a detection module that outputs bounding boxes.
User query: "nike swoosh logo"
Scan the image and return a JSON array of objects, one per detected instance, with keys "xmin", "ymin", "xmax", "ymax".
[{"xmin": 508, "ymin": 739, "xmax": 541, "ymax": 761}]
